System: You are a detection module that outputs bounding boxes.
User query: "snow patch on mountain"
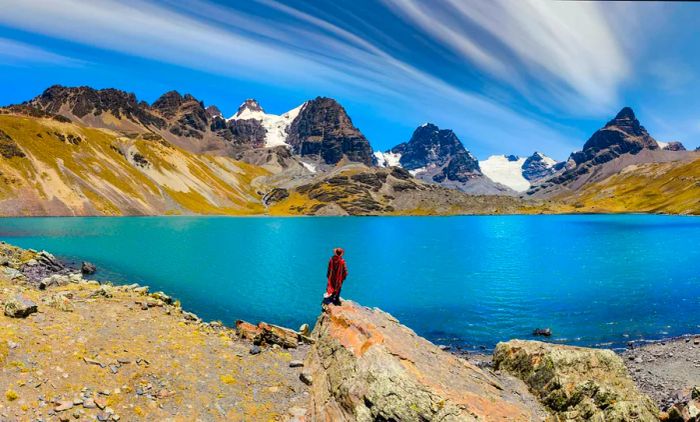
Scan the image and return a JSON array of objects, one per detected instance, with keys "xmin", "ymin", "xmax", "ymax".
[
  {"xmin": 228, "ymin": 101, "xmax": 304, "ymax": 148},
  {"xmin": 535, "ymin": 152, "xmax": 557, "ymax": 167},
  {"xmin": 408, "ymin": 166, "xmax": 428, "ymax": 176},
  {"xmin": 374, "ymin": 151, "xmax": 402, "ymax": 167},
  {"xmin": 656, "ymin": 141, "xmax": 669, "ymax": 149},
  {"xmin": 480, "ymin": 155, "xmax": 530, "ymax": 192},
  {"xmin": 301, "ymin": 161, "xmax": 317, "ymax": 173}
]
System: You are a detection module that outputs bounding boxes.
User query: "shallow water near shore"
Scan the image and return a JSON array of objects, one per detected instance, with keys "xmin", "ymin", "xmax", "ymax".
[{"xmin": 0, "ymin": 214, "xmax": 698, "ymax": 350}]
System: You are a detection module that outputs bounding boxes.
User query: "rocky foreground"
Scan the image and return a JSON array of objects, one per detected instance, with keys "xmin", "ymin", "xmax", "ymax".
[
  {"xmin": 0, "ymin": 244, "xmax": 311, "ymax": 421},
  {"xmin": 1, "ymin": 243, "xmax": 698, "ymax": 421}
]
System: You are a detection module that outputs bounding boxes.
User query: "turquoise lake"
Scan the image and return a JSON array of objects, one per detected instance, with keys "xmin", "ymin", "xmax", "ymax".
[{"xmin": 1, "ymin": 215, "xmax": 698, "ymax": 350}]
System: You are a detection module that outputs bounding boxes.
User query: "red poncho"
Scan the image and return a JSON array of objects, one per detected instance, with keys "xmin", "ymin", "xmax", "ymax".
[{"xmin": 326, "ymin": 255, "xmax": 347, "ymax": 296}]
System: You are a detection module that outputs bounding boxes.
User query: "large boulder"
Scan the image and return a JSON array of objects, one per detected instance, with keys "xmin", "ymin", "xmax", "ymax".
[
  {"xmin": 81, "ymin": 261, "xmax": 96, "ymax": 275},
  {"xmin": 4, "ymin": 294, "xmax": 38, "ymax": 318},
  {"xmin": 493, "ymin": 340, "xmax": 659, "ymax": 421},
  {"xmin": 304, "ymin": 301, "xmax": 548, "ymax": 421}
]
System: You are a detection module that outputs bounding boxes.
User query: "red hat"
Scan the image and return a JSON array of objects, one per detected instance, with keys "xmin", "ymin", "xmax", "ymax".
[{"xmin": 334, "ymin": 247, "xmax": 344, "ymax": 256}]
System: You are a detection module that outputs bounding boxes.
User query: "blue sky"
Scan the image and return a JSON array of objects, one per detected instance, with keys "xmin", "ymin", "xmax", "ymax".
[{"xmin": 0, "ymin": 0, "xmax": 699, "ymax": 159}]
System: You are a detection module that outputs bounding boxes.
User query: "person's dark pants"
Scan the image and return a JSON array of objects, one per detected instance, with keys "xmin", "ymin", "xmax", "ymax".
[{"xmin": 323, "ymin": 286, "xmax": 343, "ymax": 306}]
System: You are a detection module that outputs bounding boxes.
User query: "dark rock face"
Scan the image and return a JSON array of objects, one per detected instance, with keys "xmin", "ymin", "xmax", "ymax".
[
  {"xmin": 0, "ymin": 129, "xmax": 25, "ymax": 159},
  {"xmin": 287, "ymin": 97, "xmax": 373, "ymax": 166},
  {"xmin": 29, "ymin": 85, "xmax": 165, "ymax": 128},
  {"xmin": 573, "ymin": 107, "xmax": 658, "ymax": 166},
  {"xmin": 528, "ymin": 107, "xmax": 659, "ymax": 195},
  {"xmin": 151, "ymin": 91, "xmax": 188, "ymax": 118},
  {"xmin": 522, "ymin": 152, "xmax": 558, "ymax": 181},
  {"xmin": 205, "ymin": 105, "xmax": 222, "ymax": 119},
  {"xmin": 393, "ymin": 123, "xmax": 481, "ymax": 183},
  {"xmin": 661, "ymin": 141, "xmax": 686, "ymax": 151},
  {"xmin": 152, "ymin": 91, "xmax": 209, "ymax": 139},
  {"xmin": 81, "ymin": 261, "xmax": 96, "ymax": 275},
  {"xmin": 262, "ymin": 188, "xmax": 289, "ymax": 205},
  {"xmin": 226, "ymin": 119, "xmax": 267, "ymax": 148},
  {"xmin": 0, "ymin": 104, "xmax": 72, "ymax": 122}
]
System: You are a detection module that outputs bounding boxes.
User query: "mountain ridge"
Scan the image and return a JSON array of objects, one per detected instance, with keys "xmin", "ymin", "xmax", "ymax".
[
  {"xmin": 375, "ymin": 123, "xmax": 514, "ymax": 195},
  {"xmin": 2, "ymin": 86, "xmax": 698, "ymax": 216}
]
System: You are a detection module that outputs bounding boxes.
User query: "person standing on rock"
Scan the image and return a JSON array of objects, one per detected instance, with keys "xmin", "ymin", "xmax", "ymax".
[{"xmin": 324, "ymin": 248, "xmax": 347, "ymax": 306}]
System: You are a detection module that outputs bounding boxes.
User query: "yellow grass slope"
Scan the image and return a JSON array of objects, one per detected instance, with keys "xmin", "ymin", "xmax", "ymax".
[
  {"xmin": 0, "ymin": 114, "xmax": 268, "ymax": 215},
  {"xmin": 545, "ymin": 157, "xmax": 700, "ymax": 215}
]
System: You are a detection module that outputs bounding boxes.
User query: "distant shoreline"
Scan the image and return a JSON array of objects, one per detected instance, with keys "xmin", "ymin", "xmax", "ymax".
[{"xmin": 0, "ymin": 212, "xmax": 697, "ymax": 218}]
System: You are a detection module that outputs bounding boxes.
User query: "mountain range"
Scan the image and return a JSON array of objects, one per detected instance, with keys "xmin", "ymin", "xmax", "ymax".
[{"xmin": 0, "ymin": 85, "xmax": 697, "ymax": 215}]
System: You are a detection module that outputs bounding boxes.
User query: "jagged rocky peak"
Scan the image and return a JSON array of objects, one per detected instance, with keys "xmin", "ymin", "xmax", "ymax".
[
  {"xmin": 151, "ymin": 91, "xmax": 208, "ymax": 139},
  {"xmin": 660, "ymin": 141, "xmax": 686, "ymax": 151},
  {"xmin": 522, "ymin": 152, "xmax": 559, "ymax": 181},
  {"xmin": 151, "ymin": 91, "xmax": 204, "ymax": 119},
  {"xmin": 234, "ymin": 99, "xmax": 264, "ymax": 118},
  {"xmin": 28, "ymin": 85, "xmax": 162, "ymax": 127},
  {"xmin": 286, "ymin": 97, "xmax": 373, "ymax": 166},
  {"xmin": 581, "ymin": 106, "xmax": 658, "ymax": 154},
  {"xmin": 393, "ymin": 123, "xmax": 481, "ymax": 183},
  {"xmin": 527, "ymin": 107, "xmax": 661, "ymax": 196},
  {"xmin": 393, "ymin": 123, "xmax": 474, "ymax": 169},
  {"xmin": 205, "ymin": 105, "xmax": 222, "ymax": 119}
]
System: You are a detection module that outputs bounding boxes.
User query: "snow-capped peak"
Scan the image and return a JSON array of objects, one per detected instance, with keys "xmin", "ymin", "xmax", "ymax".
[
  {"xmin": 228, "ymin": 101, "xmax": 305, "ymax": 148},
  {"xmin": 231, "ymin": 99, "xmax": 265, "ymax": 120}
]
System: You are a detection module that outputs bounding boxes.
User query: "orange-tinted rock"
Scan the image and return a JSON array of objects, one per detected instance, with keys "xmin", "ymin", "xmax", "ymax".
[
  {"xmin": 235, "ymin": 320, "xmax": 261, "ymax": 342},
  {"xmin": 305, "ymin": 301, "xmax": 548, "ymax": 421}
]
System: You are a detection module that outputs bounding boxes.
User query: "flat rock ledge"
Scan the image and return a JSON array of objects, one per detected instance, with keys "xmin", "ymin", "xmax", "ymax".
[
  {"xmin": 304, "ymin": 300, "xmax": 548, "ymax": 421},
  {"xmin": 494, "ymin": 340, "xmax": 660, "ymax": 421}
]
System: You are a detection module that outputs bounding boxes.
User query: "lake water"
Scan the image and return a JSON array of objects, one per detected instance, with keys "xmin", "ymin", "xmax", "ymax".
[{"xmin": 0, "ymin": 215, "xmax": 698, "ymax": 350}]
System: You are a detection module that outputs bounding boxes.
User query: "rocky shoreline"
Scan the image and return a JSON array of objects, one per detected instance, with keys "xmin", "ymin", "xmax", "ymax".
[
  {"xmin": 0, "ymin": 243, "xmax": 313, "ymax": 421},
  {"xmin": 1, "ymin": 241, "xmax": 698, "ymax": 421}
]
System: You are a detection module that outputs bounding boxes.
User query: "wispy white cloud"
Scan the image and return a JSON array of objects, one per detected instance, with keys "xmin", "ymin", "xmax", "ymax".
[
  {"xmin": 0, "ymin": 37, "xmax": 81, "ymax": 66},
  {"xmin": 383, "ymin": 0, "xmax": 631, "ymax": 112},
  {"xmin": 0, "ymin": 0, "xmax": 337, "ymax": 86}
]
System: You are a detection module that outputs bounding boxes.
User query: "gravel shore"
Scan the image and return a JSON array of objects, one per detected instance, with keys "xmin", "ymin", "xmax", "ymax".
[{"xmin": 622, "ymin": 336, "xmax": 700, "ymax": 410}]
